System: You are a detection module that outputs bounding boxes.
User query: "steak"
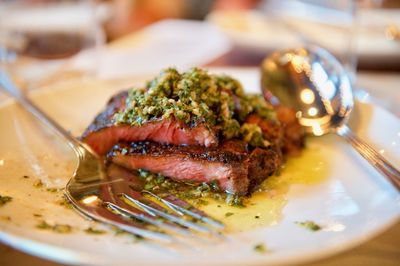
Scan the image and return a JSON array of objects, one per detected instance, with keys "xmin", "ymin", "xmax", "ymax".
[
  {"xmin": 246, "ymin": 105, "xmax": 304, "ymax": 157},
  {"xmin": 276, "ymin": 105, "xmax": 304, "ymax": 156},
  {"xmin": 82, "ymin": 91, "xmax": 219, "ymax": 155},
  {"xmin": 107, "ymin": 140, "xmax": 281, "ymax": 195}
]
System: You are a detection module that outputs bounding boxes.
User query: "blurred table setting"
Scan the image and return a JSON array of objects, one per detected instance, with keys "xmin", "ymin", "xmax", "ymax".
[{"xmin": 0, "ymin": 0, "xmax": 399, "ymax": 265}]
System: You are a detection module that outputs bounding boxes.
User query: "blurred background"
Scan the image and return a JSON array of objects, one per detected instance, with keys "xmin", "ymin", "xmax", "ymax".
[
  {"xmin": 0, "ymin": 0, "xmax": 399, "ymax": 103},
  {"xmin": 1, "ymin": 0, "xmax": 400, "ymax": 69},
  {"xmin": 89, "ymin": 0, "xmax": 398, "ymax": 72}
]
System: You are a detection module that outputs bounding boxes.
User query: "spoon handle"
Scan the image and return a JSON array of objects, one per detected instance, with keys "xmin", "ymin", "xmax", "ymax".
[{"xmin": 337, "ymin": 125, "xmax": 400, "ymax": 191}]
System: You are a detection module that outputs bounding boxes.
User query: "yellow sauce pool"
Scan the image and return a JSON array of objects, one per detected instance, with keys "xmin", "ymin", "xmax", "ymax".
[{"xmin": 199, "ymin": 143, "xmax": 329, "ymax": 233}]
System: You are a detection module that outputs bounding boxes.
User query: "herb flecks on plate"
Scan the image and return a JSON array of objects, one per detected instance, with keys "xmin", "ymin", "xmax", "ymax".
[
  {"xmin": 0, "ymin": 195, "xmax": 12, "ymax": 207},
  {"xmin": 84, "ymin": 227, "xmax": 106, "ymax": 235},
  {"xmin": 46, "ymin": 188, "xmax": 59, "ymax": 193},
  {"xmin": 36, "ymin": 220, "xmax": 73, "ymax": 233},
  {"xmin": 33, "ymin": 179, "xmax": 43, "ymax": 188},
  {"xmin": 112, "ymin": 227, "xmax": 145, "ymax": 242},
  {"xmin": 253, "ymin": 243, "xmax": 268, "ymax": 254},
  {"xmin": 295, "ymin": 220, "xmax": 322, "ymax": 231},
  {"xmin": 56, "ymin": 196, "xmax": 74, "ymax": 209}
]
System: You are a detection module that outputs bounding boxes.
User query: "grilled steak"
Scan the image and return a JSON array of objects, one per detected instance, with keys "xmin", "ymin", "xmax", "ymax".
[
  {"xmin": 82, "ymin": 91, "xmax": 219, "ymax": 155},
  {"xmin": 246, "ymin": 105, "xmax": 304, "ymax": 157},
  {"xmin": 107, "ymin": 140, "xmax": 281, "ymax": 195},
  {"xmin": 276, "ymin": 105, "xmax": 304, "ymax": 156},
  {"xmin": 81, "ymin": 68, "xmax": 305, "ymax": 195}
]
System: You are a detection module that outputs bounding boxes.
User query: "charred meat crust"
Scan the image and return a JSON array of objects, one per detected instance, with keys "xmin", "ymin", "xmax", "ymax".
[
  {"xmin": 275, "ymin": 106, "xmax": 305, "ymax": 156},
  {"xmin": 107, "ymin": 140, "xmax": 281, "ymax": 194},
  {"xmin": 107, "ymin": 141, "xmax": 249, "ymax": 164},
  {"xmin": 246, "ymin": 106, "xmax": 305, "ymax": 157},
  {"xmin": 81, "ymin": 90, "xmax": 128, "ymax": 139}
]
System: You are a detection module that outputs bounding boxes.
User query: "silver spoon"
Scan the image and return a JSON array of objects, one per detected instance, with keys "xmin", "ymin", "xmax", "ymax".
[{"xmin": 261, "ymin": 46, "xmax": 400, "ymax": 191}]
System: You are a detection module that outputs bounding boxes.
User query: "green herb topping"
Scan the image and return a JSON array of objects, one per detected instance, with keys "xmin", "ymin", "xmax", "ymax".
[
  {"xmin": 0, "ymin": 195, "xmax": 12, "ymax": 207},
  {"xmin": 114, "ymin": 67, "xmax": 275, "ymax": 148},
  {"xmin": 295, "ymin": 220, "xmax": 322, "ymax": 231}
]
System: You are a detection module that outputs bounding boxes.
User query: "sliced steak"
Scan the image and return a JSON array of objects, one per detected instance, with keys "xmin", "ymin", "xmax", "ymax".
[
  {"xmin": 82, "ymin": 90, "xmax": 219, "ymax": 155},
  {"xmin": 246, "ymin": 105, "xmax": 304, "ymax": 157},
  {"xmin": 107, "ymin": 140, "xmax": 280, "ymax": 195}
]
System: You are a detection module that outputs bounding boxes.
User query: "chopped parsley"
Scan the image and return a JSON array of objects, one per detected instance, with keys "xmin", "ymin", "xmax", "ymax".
[
  {"xmin": 225, "ymin": 212, "xmax": 234, "ymax": 217},
  {"xmin": 0, "ymin": 195, "xmax": 12, "ymax": 206},
  {"xmin": 114, "ymin": 67, "xmax": 276, "ymax": 148},
  {"xmin": 33, "ymin": 179, "xmax": 43, "ymax": 188},
  {"xmin": 36, "ymin": 220, "xmax": 72, "ymax": 233},
  {"xmin": 84, "ymin": 227, "xmax": 106, "ymax": 235},
  {"xmin": 112, "ymin": 227, "xmax": 144, "ymax": 242},
  {"xmin": 226, "ymin": 194, "xmax": 245, "ymax": 207},
  {"xmin": 57, "ymin": 196, "xmax": 74, "ymax": 209},
  {"xmin": 137, "ymin": 169, "xmax": 246, "ymax": 207},
  {"xmin": 253, "ymin": 243, "xmax": 267, "ymax": 253},
  {"xmin": 295, "ymin": 220, "xmax": 322, "ymax": 231}
]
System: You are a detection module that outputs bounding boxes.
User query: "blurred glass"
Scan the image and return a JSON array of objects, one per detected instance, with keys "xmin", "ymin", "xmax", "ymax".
[
  {"xmin": 261, "ymin": 0, "xmax": 357, "ymax": 82},
  {"xmin": 0, "ymin": 0, "xmax": 104, "ymax": 89}
]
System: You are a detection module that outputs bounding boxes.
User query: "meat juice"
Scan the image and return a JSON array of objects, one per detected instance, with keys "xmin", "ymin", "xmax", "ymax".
[{"xmin": 198, "ymin": 139, "xmax": 328, "ymax": 233}]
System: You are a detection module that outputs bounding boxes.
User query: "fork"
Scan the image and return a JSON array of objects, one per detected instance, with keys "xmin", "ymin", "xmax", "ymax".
[{"xmin": 0, "ymin": 70, "xmax": 224, "ymax": 242}]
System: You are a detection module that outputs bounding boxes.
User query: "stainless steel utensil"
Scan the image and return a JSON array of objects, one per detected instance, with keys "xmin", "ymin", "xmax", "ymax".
[
  {"xmin": 261, "ymin": 46, "xmax": 400, "ymax": 191},
  {"xmin": 0, "ymin": 70, "xmax": 224, "ymax": 242}
]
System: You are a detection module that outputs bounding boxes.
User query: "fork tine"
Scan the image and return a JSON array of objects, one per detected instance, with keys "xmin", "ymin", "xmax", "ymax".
[
  {"xmin": 120, "ymin": 193, "xmax": 214, "ymax": 234},
  {"xmin": 106, "ymin": 201, "xmax": 192, "ymax": 236},
  {"xmin": 103, "ymin": 176, "xmax": 196, "ymax": 236},
  {"xmin": 101, "ymin": 205, "xmax": 172, "ymax": 242},
  {"xmin": 144, "ymin": 191, "xmax": 225, "ymax": 230},
  {"xmin": 92, "ymin": 175, "xmax": 194, "ymax": 236},
  {"xmin": 65, "ymin": 193, "xmax": 172, "ymax": 242}
]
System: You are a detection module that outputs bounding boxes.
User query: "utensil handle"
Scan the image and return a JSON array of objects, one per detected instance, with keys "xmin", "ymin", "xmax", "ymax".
[
  {"xmin": 0, "ymin": 70, "xmax": 82, "ymax": 152},
  {"xmin": 337, "ymin": 125, "xmax": 400, "ymax": 191}
]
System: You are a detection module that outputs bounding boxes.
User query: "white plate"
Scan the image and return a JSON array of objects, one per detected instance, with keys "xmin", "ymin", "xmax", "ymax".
[{"xmin": 0, "ymin": 68, "xmax": 399, "ymax": 266}]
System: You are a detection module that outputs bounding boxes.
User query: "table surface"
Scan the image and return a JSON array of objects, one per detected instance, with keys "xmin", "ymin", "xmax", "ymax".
[{"xmin": 1, "ymin": 30, "xmax": 399, "ymax": 266}]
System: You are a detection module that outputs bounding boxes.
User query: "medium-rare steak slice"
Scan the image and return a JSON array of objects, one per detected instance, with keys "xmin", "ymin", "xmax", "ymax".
[
  {"xmin": 107, "ymin": 140, "xmax": 281, "ymax": 195},
  {"xmin": 82, "ymin": 90, "xmax": 219, "ymax": 155}
]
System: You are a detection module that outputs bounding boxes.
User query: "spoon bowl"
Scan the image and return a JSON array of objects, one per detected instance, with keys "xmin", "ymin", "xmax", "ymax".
[
  {"xmin": 261, "ymin": 47, "xmax": 353, "ymax": 136},
  {"xmin": 261, "ymin": 46, "xmax": 400, "ymax": 190}
]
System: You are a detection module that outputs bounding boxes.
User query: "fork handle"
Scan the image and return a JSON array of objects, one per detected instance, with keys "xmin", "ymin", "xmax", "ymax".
[
  {"xmin": 337, "ymin": 125, "xmax": 400, "ymax": 191},
  {"xmin": 0, "ymin": 70, "xmax": 82, "ymax": 152}
]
